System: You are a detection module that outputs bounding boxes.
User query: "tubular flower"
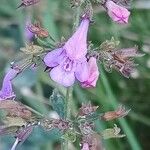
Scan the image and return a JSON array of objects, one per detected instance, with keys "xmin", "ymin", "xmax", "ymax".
[
  {"xmin": 44, "ymin": 18, "xmax": 90, "ymax": 87},
  {"xmin": 105, "ymin": 0, "xmax": 130, "ymax": 24},
  {"xmin": 81, "ymin": 57, "xmax": 99, "ymax": 88},
  {"xmin": 0, "ymin": 68, "xmax": 19, "ymax": 100}
]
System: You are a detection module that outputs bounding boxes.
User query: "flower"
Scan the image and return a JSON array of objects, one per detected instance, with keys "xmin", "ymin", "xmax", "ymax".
[
  {"xmin": 44, "ymin": 18, "xmax": 90, "ymax": 87},
  {"xmin": 82, "ymin": 143, "xmax": 90, "ymax": 150},
  {"xmin": 0, "ymin": 68, "xmax": 19, "ymax": 100},
  {"xmin": 81, "ymin": 57, "xmax": 99, "ymax": 88},
  {"xmin": 105, "ymin": 0, "xmax": 130, "ymax": 24}
]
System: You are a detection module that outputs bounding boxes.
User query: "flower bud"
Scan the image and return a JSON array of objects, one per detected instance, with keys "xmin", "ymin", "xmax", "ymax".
[
  {"xmin": 102, "ymin": 124, "xmax": 125, "ymax": 139},
  {"xmin": 105, "ymin": 0, "xmax": 130, "ymax": 24},
  {"xmin": 101, "ymin": 105, "xmax": 130, "ymax": 121}
]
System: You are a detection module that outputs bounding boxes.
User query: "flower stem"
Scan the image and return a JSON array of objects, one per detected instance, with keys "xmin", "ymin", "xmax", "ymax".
[
  {"xmin": 66, "ymin": 87, "xmax": 73, "ymax": 119},
  {"xmin": 62, "ymin": 87, "xmax": 73, "ymax": 150}
]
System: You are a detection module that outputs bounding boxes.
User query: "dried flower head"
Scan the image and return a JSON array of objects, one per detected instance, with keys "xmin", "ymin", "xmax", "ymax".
[
  {"xmin": 41, "ymin": 118, "xmax": 70, "ymax": 132},
  {"xmin": 28, "ymin": 23, "xmax": 49, "ymax": 38},
  {"xmin": 17, "ymin": 0, "xmax": 40, "ymax": 8},
  {"xmin": 102, "ymin": 124, "xmax": 125, "ymax": 139},
  {"xmin": 20, "ymin": 43, "xmax": 44, "ymax": 55},
  {"xmin": 101, "ymin": 105, "xmax": 130, "ymax": 121},
  {"xmin": 99, "ymin": 44, "xmax": 144, "ymax": 77},
  {"xmin": 78, "ymin": 102, "xmax": 99, "ymax": 117}
]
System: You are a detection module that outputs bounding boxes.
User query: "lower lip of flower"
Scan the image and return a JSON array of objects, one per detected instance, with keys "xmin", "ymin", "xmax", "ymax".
[{"xmin": 63, "ymin": 58, "xmax": 74, "ymax": 72}]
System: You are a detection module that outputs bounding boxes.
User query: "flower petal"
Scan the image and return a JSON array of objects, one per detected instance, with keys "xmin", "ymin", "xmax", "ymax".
[
  {"xmin": 82, "ymin": 143, "xmax": 90, "ymax": 150},
  {"xmin": 81, "ymin": 57, "xmax": 99, "ymax": 88},
  {"xmin": 0, "ymin": 69, "xmax": 19, "ymax": 100},
  {"xmin": 44, "ymin": 48, "xmax": 64, "ymax": 67},
  {"xmin": 75, "ymin": 61, "xmax": 89, "ymax": 82},
  {"xmin": 64, "ymin": 19, "xmax": 90, "ymax": 60},
  {"xmin": 50, "ymin": 65, "xmax": 75, "ymax": 87}
]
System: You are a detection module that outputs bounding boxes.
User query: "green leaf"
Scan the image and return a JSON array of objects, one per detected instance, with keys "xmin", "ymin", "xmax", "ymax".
[
  {"xmin": 62, "ymin": 129, "xmax": 76, "ymax": 143},
  {"xmin": 50, "ymin": 89, "xmax": 65, "ymax": 118}
]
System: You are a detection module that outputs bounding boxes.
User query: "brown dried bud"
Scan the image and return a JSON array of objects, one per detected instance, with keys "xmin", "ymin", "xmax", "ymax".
[
  {"xmin": 101, "ymin": 105, "xmax": 130, "ymax": 121},
  {"xmin": 78, "ymin": 102, "xmax": 99, "ymax": 117},
  {"xmin": 28, "ymin": 23, "xmax": 49, "ymax": 38},
  {"xmin": 17, "ymin": 0, "xmax": 40, "ymax": 8}
]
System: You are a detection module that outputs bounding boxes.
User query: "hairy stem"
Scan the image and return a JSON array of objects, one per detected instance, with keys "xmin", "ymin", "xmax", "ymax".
[{"xmin": 62, "ymin": 87, "xmax": 73, "ymax": 150}]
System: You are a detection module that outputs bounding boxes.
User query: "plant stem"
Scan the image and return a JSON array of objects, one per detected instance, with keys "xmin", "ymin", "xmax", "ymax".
[
  {"xmin": 62, "ymin": 87, "xmax": 73, "ymax": 150},
  {"xmin": 66, "ymin": 87, "xmax": 73, "ymax": 119}
]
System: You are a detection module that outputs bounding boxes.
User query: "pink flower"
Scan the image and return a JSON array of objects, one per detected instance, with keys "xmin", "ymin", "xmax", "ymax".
[
  {"xmin": 81, "ymin": 57, "xmax": 99, "ymax": 88},
  {"xmin": 0, "ymin": 68, "xmax": 19, "ymax": 100},
  {"xmin": 105, "ymin": 0, "xmax": 130, "ymax": 24},
  {"xmin": 82, "ymin": 143, "xmax": 90, "ymax": 150},
  {"xmin": 44, "ymin": 18, "xmax": 90, "ymax": 87}
]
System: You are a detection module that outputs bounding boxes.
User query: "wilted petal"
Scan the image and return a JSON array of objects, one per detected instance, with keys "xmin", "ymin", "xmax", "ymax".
[
  {"xmin": 81, "ymin": 57, "xmax": 99, "ymax": 88},
  {"xmin": 50, "ymin": 65, "xmax": 75, "ymax": 87},
  {"xmin": 64, "ymin": 19, "xmax": 90, "ymax": 60},
  {"xmin": 0, "ymin": 69, "xmax": 19, "ymax": 100},
  {"xmin": 114, "ymin": 47, "xmax": 144, "ymax": 58},
  {"xmin": 105, "ymin": 0, "xmax": 130, "ymax": 24},
  {"xmin": 75, "ymin": 61, "xmax": 89, "ymax": 82},
  {"xmin": 44, "ymin": 48, "xmax": 64, "ymax": 67}
]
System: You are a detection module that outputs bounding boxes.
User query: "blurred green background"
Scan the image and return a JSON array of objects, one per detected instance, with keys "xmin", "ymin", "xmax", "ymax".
[{"xmin": 0, "ymin": 0, "xmax": 150, "ymax": 150}]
